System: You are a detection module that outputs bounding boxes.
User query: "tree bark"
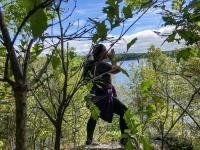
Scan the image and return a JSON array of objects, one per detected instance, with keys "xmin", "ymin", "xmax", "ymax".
[
  {"xmin": 54, "ymin": 121, "xmax": 62, "ymax": 150},
  {"xmin": 14, "ymin": 87, "xmax": 27, "ymax": 150}
]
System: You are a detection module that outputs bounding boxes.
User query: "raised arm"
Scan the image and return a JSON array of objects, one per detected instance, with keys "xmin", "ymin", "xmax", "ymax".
[{"xmin": 107, "ymin": 49, "xmax": 121, "ymax": 74}]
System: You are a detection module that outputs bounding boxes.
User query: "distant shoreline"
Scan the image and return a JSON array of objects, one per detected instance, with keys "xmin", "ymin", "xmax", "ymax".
[{"xmin": 79, "ymin": 50, "xmax": 176, "ymax": 61}]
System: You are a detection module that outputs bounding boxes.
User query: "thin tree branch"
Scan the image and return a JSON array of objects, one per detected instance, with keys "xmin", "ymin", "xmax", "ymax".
[
  {"xmin": 30, "ymin": 49, "xmax": 55, "ymax": 87},
  {"xmin": 11, "ymin": 0, "xmax": 54, "ymax": 47},
  {"xmin": 23, "ymin": 39, "xmax": 34, "ymax": 82},
  {"xmin": 44, "ymin": 72, "xmax": 58, "ymax": 116},
  {"xmin": 56, "ymin": 8, "xmax": 68, "ymax": 121},
  {"xmin": 163, "ymin": 87, "xmax": 200, "ymax": 139},
  {"xmin": 164, "ymin": 90, "xmax": 200, "ymax": 130},
  {"xmin": 32, "ymin": 92, "xmax": 56, "ymax": 126},
  {"xmin": 49, "ymin": 0, "xmax": 76, "ymax": 27},
  {"xmin": 0, "ymin": 8, "xmax": 23, "ymax": 82}
]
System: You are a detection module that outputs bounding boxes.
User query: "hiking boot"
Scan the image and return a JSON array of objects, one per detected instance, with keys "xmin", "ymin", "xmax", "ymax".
[
  {"xmin": 85, "ymin": 139, "xmax": 100, "ymax": 145},
  {"xmin": 119, "ymin": 138, "xmax": 127, "ymax": 146}
]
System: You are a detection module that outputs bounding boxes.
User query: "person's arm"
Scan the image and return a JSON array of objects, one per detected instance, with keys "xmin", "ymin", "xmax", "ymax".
[{"xmin": 107, "ymin": 49, "xmax": 121, "ymax": 74}]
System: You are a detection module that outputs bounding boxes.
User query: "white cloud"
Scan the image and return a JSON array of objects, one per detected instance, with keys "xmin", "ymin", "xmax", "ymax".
[
  {"xmin": 68, "ymin": 26, "xmax": 185, "ymax": 55},
  {"xmin": 156, "ymin": 26, "xmax": 176, "ymax": 34},
  {"xmin": 69, "ymin": 40, "xmax": 92, "ymax": 55}
]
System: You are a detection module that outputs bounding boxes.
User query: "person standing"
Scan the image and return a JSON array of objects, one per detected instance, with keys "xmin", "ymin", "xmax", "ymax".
[{"xmin": 83, "ymin": 44, "xmax": 128, "ymax": 146}]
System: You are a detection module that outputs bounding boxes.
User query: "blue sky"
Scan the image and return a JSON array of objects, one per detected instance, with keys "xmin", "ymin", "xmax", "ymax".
[
  {"xmin": 0, "ymin": 0, "xmax": 187, "ymax": 57},
  {"xmin": 65, "ymin": 0, "xmax": 164, "ymax": 35},
  {"xmin": 60, "ymin": 0, "xmax": 186, "ymax": 54},
  {"xmin": 1, "ymin": 0, "xmax": 183, "ymax": 54},
  {"xmin": 57, "ymin": 0, "xmax": 185, "ymax": 54}
]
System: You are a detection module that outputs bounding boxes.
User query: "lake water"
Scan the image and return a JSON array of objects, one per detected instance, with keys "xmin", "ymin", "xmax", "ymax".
[
  {"xmin": 112, "ymin": 59, "xmax": 142, "ymax": 86},
  {"xmin": 111, "ymin": 59, "xmax": 143, "ymax": 102}
]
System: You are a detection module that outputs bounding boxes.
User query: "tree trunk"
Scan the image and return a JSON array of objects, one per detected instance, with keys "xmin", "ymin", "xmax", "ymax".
[
  {"xmin": 54, "ymin": 121, "xmax": 62, "ymax": 150},
  {"xmin": 14, "ymin": 87, "xmax": 27, "ymax": 150},
  {"xmin": 160, "ymin": 124, "xmax": 164, "ymax": 150}
]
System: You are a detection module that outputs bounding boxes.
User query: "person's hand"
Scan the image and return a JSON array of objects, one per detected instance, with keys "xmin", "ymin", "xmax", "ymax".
[{"xmin": 107, "ymin": 48, "xmax": 115, "ymax": 59}]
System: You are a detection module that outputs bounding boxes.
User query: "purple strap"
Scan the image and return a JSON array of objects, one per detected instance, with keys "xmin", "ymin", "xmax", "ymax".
[
  {"xmin": 107, "ymin": 88, "xmax": 113, "ymax": 103},
  {"xmin": 91, "ymin": 87, "xmax": 115, "ymax": 122}
]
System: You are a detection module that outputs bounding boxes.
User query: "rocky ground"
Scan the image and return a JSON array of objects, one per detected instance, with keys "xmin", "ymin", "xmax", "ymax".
[
  {"xmin": 69, "ymin": 136, "xmax": 193, "ymax": 150},
  {"xmin": 70, "ymin": 142, "xmax": 124, "ymax": 150}
]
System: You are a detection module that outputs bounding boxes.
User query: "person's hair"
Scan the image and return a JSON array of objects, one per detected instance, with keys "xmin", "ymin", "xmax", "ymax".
[
  {"xmin": 83, "ymin": 44, "xmax": 106, "ymax": 80},
  {"xmin": 92, "ymin": 44, "xmax": 106, "ymax": 61}
]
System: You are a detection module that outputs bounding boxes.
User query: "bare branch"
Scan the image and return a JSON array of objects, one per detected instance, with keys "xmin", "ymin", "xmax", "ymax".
[
  {"xmin": 30, "ymin": 49, "xmax": 55, "ymax": 87},
  {"xmin": 49, "ymin": 0, "xmax": 76, "ymax": 27},
  {"xmin": 0, "ymin": 8, "xmax": 23, "ymax": 82},
  {"xmin": 44, "ymin": 72, "xmax": 58, "ymax": 116},
  {"xmin": 32, "ymin": 91, "xmax": 56, "ymax": 126},
  {"xmin": 23, "ymin": 39, "xmax": 34, "ymax": 82},
  {"xmin": 163, "ymin": 87, "xmax": 200, "ymax": 139},
  {"xmin": 55, "ymin": 8, "xmax": 68, "ymax": 120},
  {"xmin": 166, "ymin": 92, "xmax": 200, "ymax": 130}
]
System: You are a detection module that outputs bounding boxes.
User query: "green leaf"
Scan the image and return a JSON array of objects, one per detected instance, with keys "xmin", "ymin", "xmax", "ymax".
[
  {"xmin": 0, "ymin": 88, "xmax": 6, "ymax": 100},
  {"xmin": 167, "ymin": 32, "xmax": 176, "ymax": 42},
  {"xmin": 84, "ymin": 94, "xmax": 93, "ymax": 102},
  {"xmin": 86, "ymin": 81, "xmax": 93, "ymax": 91},
  {"xmin": 68, "ymin": 51, "xmax": 77, "ymax": 60},
  {"xmin": 92, "ymin": 34, "xmax": 99, "ymax": 43},
  {"xmin": 125, "ymin": 138, "xmax": 135, "ymax": 150},
  {"xmin": 95, "ymin": 82, "xmax": 103, "ymax": 89},
  {"xmin": 176, "ymin": 47, "xmax": 198, "ymax": 62},
  {"xmin": 91, "ymin": 104, "xmax": 100, "ymax": 120},
  {"xmin": 22, "ymin": 0, "xmax": 48, "ymax": 38},
  {"xmin": 195, "ymin": 21, "xmax": 200, "ymax": 27},
  {"xmin": 127, "ymin": 38, "xmax": 137, "ymax": 51},
  {"xmin": 146, "ymin": 104, "xmax": 156, "ymax": 116},
  {"xmin": 123, "ymin": 5, "xmax": 132, "ymax": 19},
  {"xmin": 31, "ymin": 44, "xmax": 43, "ymax": 60},
  {"xmin": 0, "ymin": 140, "xmax": 4, "ymax": 148},
  {"xmin": 172, "ymin": 0, "xmax": 179, "ymax": 10},
  {"xmin": 103, "ymin": 0, "xmax": 122, "ymax": 29},
  {"xmin": 139, "ymin": 136, "xmax": 152, "ymax": 150},
  {"xmin": 120, "ymin": 67, "xmax": 129, "ymax": 77},
  {"xmin": 29, "ymin": 9, "xmax": 48, "ymax": 38},
  {"xmin": 23, "ymin": 0, "xmax": 34, "ymax": 10},
  {"xmin": 188, "ymin": 0, "xmax": 200, "ymax": 10},
  {"xmin": 0, "ymin": 47, "xmax": 6, "ymax": 57},
  {"xmin": 91, "ymin": 20, "xmax": 108, "ymax": 43},
  {"xmin": 162, "ymin": 16, "xmax": 176, "ymax": 25},
  {"xmin": 97, "ymin": 21, "xmax": 108, "ymax": 38},
  {"xmin": 124, "ymin": 109, "xmax": 140, "ymax": 132},
  {"xmin": 51, "ymin": 55, "xmax": 61, "ymax": 70},
  {"xmin": 123, "ymin": 109, "xmax": 133, "ymax": 129},
  {"xmin": 140, "ymin": 80, "xmax": 155, "ymax": 94}
]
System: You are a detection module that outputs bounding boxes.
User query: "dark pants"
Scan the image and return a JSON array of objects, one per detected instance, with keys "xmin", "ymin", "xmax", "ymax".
[{"xmin": 86, "ymin": 97, "xmax": 128, "ymax": 141}]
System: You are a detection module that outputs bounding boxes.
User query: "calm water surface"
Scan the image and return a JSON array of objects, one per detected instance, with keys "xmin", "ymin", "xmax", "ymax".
[{"xmin": 112, "ymin": 60, "xmax": 141, "ymax": 85}]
